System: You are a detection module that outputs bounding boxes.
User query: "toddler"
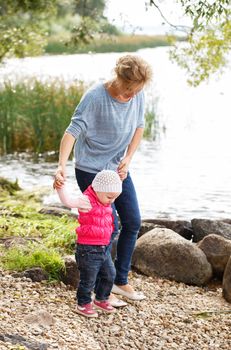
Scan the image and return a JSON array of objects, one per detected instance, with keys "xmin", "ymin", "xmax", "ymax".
[{"xmin": 57, "ymin": 170, "xmax": 122, "ymax": 317}]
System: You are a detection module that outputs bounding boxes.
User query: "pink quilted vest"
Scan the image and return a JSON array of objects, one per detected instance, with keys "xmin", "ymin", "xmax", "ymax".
[{"xmin": 76, "ymin": 185, "xmax": 114, "ymax": 245}]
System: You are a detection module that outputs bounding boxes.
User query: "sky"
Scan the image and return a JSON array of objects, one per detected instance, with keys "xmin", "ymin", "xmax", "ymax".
[{"xmin": 104, "ymin": 0, "xmax": 192, "ymax": 35}]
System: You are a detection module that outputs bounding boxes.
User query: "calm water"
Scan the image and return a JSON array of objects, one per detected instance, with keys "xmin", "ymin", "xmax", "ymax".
[{"xmin": 0, "ymin": 47, "xmax": 231, "ymax": 220}]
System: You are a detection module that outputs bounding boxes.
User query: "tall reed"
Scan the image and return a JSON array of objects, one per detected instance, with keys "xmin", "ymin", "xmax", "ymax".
[
  {"xmin": 45, "ymin": 34, "xmax": 172, "ymax": 54},
  {"xmin": 0, "ymin": 79, "xmax": 85, "ymax": 154}
]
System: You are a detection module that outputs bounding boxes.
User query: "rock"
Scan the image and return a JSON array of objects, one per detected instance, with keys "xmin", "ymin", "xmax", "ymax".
[
  {"xmin": 197, "ymin": 234, "xmax": 231, "ymax": 278},
  {"xmin": 24, "ymin": 267, "xmax": 48, "ymax": 282},
  {"xmin": 0, "ymin": 333, "xmax": 48, "ymax": 349},
  {"xmin": 192, "ymin": 219, "xmax": 231, "ymax": 242},
  {"xmin": 132, "ymin": 227, "xmax": 212, "ymax": 286},
  {"xmin": 222, "ymin": 255, "xmax": 231, "ymax": 303},
  {"xmin": 12, "ymin": 267, "xmax": 49, "ymax": 282},
  {"xmin": 24, "ymin": 310, "xmax": 55, "ymax": 326},
  {"xmin": 1, "ymin": 236, "xmax": 39, "ymax": 249},
  {"xmin": 39, "ymin": 206, "xmax": 77, "ymax": 218},
  {"xmin": 139, "ymin": 219, "xmax": 193, "ymax": 240},
  {"xmin": 60, "ymin": 255, "xmax": 79, "ymax": 288}
]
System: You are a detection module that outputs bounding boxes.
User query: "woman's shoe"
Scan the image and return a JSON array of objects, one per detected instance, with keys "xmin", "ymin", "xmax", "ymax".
[
  {"xmin": 109, "ymin": 293, "xmax": 127, "ymax": 307},
  {"xmin": 112, "ymin": 284, "xmax": 146, "ymax": 301}
]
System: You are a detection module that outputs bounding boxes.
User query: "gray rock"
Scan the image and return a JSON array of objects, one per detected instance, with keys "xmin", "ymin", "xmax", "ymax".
[
  {"xmin": 132, "ymin": 227, "xmax": 212, "ymax": 286},
  {"xmin": 197, "ymin": 234, "xmax": 231, "ymax": 278},
  {"xmin": 139, "ymin": 219, "xmax": 193, "ymax": 240},
  {"xmin": 39, "ymin": 206, "xmax": 77, "ymax": 218},
  {"xmin": 24, "ymin": 310, "xmax": 55, "ymax": 326},
  {"xmin": 12, "ymin": 267, "xmax": 48, "ymax": 282},
  {"xmin": 60, "ymin": 255, "xmax": 79, "ymax": 288},
  {"xmin": 222, "ymin": 255, "xmax": 231, "ymax": 303},
  {"xmin": 192, "ymin": 219, "xmax": 231, "ymax": 242},
  {"xmin": 0, "ymin": 333, "xmax": 48, "ymax": 349}
]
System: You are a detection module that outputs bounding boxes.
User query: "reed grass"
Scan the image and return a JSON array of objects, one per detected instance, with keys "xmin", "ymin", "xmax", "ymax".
[
  {"xmin": 0, "ymin": 79, "xmax": 158, "ymax": 155},
  {"xmin": 0, "ymin": 79, "xmax": 85, "ymax": 154},
  {"xmin": 143, "ymin": 107, "xmax": 158, "ymax": 140},
  {"xmin": 45, "ymin": 34, "xmax": 173, "ymax": 54}
]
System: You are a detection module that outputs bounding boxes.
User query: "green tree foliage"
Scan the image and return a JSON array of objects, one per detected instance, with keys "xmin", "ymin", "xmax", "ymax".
[
  {"xmin": 0, "ymin": 0, "xmax": 57, "ymax": 61},
  {"xmin": 149, "ymin": 0, "xmax": 231, "ymax": 86},
  {"xmin": 0, "ymin": 0, "xmax": 119, "ymax": 61},
  {"xmin": 70, "ymin": 0, "xmax": 120, "ymax": 46}
]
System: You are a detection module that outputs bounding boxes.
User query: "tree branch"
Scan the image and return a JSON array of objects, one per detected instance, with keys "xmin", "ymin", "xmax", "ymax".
[{"xmin": 149, "ymin": 0, "xmax": 192, "ymax": 33}]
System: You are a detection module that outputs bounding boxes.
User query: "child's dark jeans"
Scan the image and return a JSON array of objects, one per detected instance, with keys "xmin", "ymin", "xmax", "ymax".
[{"xmin": 75, "ymin": 243, "xmax": 116, "ymax": 306}]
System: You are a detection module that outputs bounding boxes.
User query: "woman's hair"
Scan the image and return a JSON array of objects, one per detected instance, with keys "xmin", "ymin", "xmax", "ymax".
[{"xmin": 114, "ymin": 54, "xmax": 153, "ymax": 85}]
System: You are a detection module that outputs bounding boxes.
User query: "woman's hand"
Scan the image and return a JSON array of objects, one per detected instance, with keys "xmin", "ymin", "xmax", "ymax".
[
  {"xmin": 53, "ymin": 166, "xmax": 66, "ymax": 189},
  {"xmin": 117, "ymin": 156, "xmax": 131, "ymax": 181}
]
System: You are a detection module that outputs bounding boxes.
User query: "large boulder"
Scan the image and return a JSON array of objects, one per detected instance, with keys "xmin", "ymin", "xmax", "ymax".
[
  {"xmin": 197, "ymin": 234, "xmax": 231, "ymax": 278},
  {"xmin": 139, "ymin": 219, "xmax": 193, "ymax": 240},
  {"xmin": 192, "ymin": 219, "xmax": 231, "ymax": 242},
  {"xmin": 132, "ymin": 227, "xmax": 212, "ymax": 286},
  {"xmin": 222, "ymin": 255, "xmax": 231, "ymax": 303}
]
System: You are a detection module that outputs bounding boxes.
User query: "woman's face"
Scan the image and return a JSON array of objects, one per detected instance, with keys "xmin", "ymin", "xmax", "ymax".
[{"xmin": 116, "ymin": 80, "xmax": 144, "ymax": 102}]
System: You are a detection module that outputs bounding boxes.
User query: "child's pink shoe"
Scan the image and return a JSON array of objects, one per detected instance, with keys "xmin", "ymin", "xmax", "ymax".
[
  {"xmin": 76, "ymin": 303, "xmax": 98, "ymax": 318},
  {"xmin": 93, "ymin": 300, "xmax": 116, "ymax": 313}
]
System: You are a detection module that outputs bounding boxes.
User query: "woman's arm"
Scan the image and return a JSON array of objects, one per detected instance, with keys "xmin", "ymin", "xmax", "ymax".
[
  {"xmin": 118, "ymin": 127, "xmax": 144, "ymax": 180},
  {"xmin": 53, "ymin": 132, "xmax": 75, "ymax": 189}
]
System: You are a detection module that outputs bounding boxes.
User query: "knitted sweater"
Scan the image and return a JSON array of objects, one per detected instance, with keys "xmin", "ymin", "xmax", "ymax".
[{"xmin": 76, "ymin": 185, "xmax": 114, "ymax": 245}]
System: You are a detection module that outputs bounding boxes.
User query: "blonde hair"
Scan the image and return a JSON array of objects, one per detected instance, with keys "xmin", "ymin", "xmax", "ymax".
[{"xmin": 114, "ymin": 55, "xmax": 153, "ymax": 85}]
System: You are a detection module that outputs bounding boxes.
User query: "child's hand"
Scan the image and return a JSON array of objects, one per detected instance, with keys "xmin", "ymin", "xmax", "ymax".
[{"xmin": 53, "ymin": 166, "xmax": 66, "ymax": 189}]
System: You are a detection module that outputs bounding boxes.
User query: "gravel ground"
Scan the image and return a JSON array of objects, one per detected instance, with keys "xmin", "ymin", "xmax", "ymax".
[{"xmin": 0, "ymin": 269, "xmax": 231, "ymax": 350}]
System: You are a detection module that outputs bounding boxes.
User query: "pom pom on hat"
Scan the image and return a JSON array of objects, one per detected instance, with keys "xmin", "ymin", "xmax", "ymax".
[{"xmin": 92, "ymin": 170, "xmax": 122, "ymax": 193}]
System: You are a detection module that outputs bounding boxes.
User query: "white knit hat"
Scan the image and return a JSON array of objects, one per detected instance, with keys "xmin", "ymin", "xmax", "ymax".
[{"xmin": 92, "ymin": 170, "xmax": 122, "ymax": 193}]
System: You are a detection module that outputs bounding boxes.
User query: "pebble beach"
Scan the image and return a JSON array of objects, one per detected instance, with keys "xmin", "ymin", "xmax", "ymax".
[{"xmin": 0, "ymin": 270, "xmax": 230, "ymax": 350}]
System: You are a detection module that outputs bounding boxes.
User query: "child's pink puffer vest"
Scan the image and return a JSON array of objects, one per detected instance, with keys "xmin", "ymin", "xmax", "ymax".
[{"xmin": 76, "ymin": 185, "xmax": 114, "ymax": 245}]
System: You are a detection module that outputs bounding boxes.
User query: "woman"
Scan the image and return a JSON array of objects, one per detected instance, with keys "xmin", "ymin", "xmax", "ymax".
[{"xmin": 53, "ymin": 54, "xmax": 153, "ymax": 303}]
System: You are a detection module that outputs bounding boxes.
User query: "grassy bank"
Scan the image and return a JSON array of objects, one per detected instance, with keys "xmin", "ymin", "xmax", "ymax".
[
  {"xmin": 0, "ymin": 178, "xmax": 76, "ymax": 280},
  {"xmin": 45, "ymin": 34, "xmax": 175, "ymax": 55},
  {"xmin": 0, "ymin": 79, "xmax": 157, "ymax": 155}
]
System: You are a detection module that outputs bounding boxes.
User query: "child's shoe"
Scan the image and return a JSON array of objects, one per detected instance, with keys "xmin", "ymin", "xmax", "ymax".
[
  {"xmin": 93, "ymin": 299, "xmax": 116, "ymax": 313},
  {"xmin": 76, "ymin": 303, "xmax": 98, "ymax": 318}
]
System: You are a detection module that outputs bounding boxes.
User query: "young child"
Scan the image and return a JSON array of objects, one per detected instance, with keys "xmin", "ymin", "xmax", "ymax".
[{"xmin": 57, "ymin": 170, "xmax": 122, "ymax": 317}]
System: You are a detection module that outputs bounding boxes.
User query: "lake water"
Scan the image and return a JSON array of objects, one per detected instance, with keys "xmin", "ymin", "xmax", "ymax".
[{"xmin": 0, "ymin": 47, "xmax": 231, "ymax": 220}]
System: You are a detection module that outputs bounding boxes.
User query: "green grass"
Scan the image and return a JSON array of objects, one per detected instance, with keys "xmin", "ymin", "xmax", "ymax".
[
  {"xmin": 2, "ymin": 246, "xmax": 65, "ymax": 281},
  {"xmin": 0, "ymin": 178, "xmax": 77, "ymax": 280}
]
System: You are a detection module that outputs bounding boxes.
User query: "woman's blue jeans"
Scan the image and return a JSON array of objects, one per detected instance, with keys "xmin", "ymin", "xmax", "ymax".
[{"xmin": 75, "ymin": 168, "xmax": 141, "ymax": 285}]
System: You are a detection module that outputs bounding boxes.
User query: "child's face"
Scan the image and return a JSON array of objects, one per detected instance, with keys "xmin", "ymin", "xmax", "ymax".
[{"xmin": 96, "ymin": 191, "xmax": 121, "ymax": 205}]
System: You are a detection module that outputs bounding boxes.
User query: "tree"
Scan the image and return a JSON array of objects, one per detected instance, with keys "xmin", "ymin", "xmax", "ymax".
[
  {"xmin": 148, "ymin": 0, "xmax": 231, "ymax": 86},
  {"xmin": 0, "ymin": 0, "xmax": 115, "ymax": 62},
  {"xmin": 0, "ymin": 0, "xmax": 57, "ymax": 61}
]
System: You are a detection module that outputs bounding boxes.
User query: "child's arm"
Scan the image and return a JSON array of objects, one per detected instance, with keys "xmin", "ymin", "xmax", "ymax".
[{"xmin": 57, "ymin": 185, "xmax": 92, "ymax": 212}]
